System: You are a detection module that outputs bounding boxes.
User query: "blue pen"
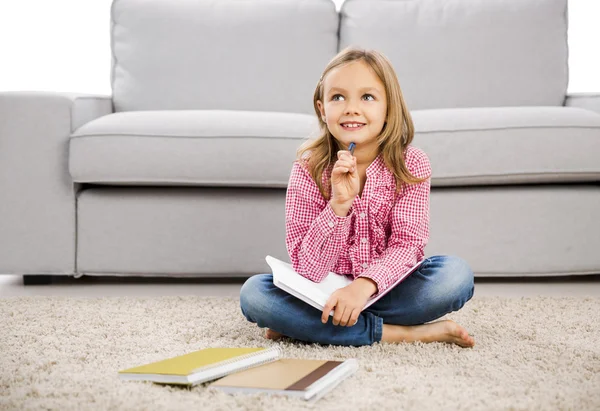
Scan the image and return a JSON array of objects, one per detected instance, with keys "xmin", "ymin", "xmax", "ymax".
[{"xmin": 348, "ymin": 142, "xmax": 356, "ymax": 155}]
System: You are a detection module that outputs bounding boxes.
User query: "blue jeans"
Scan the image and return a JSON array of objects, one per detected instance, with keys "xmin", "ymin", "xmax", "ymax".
[{"xmin": 239, "ymin": 255, "xmax": 474, "ymax": 346}]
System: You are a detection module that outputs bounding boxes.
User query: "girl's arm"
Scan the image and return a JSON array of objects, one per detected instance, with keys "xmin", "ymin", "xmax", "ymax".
[
  {"xmin": 285, "ymin": 161, "xmax": 353, "ymax": 282},
  {"xmin": 356, "ymin": 148, "xmax": 432, "ymax": 297}
]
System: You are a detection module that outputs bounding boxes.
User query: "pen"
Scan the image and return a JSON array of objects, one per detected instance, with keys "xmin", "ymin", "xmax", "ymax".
[{"xmin": 348, "ymin": 142, "xmax": 356, "ymax": 155}]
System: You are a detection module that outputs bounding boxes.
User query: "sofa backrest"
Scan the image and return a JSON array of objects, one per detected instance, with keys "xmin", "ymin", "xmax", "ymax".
[
  {"xmin": 110, "ymin": 0, "xmax": 338, "ymax": 114},
  {"xmin": 339, "ymin": 0, "xmax": 569, "ymax": 110}
]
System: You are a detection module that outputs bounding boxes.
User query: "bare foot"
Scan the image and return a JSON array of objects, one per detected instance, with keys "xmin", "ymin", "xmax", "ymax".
[
  {"xmin": 265, "ymin": 329, "xmax": 285, "ymax": 340},
  {"xmin": 382, "ymin": 319, "xmax": 475, "ymax": 348}
]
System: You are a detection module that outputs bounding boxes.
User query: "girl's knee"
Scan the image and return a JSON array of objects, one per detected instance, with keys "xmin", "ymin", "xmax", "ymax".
[
  {"xmin": 428, "ymin": 255, "xmax": 474, "ymax": 302},
  {"xmin": 445, "ymin": 256, "xmax": 474, "ymax": 302},
  {"xmin": 239, "ymin": 274, "xmax": 272, "ymax": 321},
  {"xmin": 447, "ymin": 256, "xmax": 473, "ymax": 284}
]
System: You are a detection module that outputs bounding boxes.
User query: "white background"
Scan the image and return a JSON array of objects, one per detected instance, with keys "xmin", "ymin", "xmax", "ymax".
[{"xmin": 0, "ymin": 0, "xmax": 598, "ymax": 95}]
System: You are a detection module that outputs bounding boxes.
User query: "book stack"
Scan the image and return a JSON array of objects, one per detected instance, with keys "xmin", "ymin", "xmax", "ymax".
[
  {"xmin": 118, "ymin": 254, "xmax": 414, "ymax": 401},
  {"xmin": 119, "ymin": 347, "xmax": 357, "ymax": 402}
]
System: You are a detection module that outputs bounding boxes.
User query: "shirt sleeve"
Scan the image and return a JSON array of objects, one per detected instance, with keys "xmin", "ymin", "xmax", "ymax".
[
  {"xmin": 285, "ymin": 161, "xmax": 354, "ymax": 283},
  {"xmin": 357, "ymin": 148, "xmax": 431, "ymax": 297}
]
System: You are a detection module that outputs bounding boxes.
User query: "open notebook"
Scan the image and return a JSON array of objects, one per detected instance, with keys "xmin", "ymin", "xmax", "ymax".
[
  {"xmin": 119, "ymin": 347, "xmax": 281, "ymax": 386},
  {"xmin": 211, "ymin": 358, "xmax": 358, "ymax": 402},
  {"xmin": 267, "ymin": 255, "xmax": 425, "ymax": 316}
]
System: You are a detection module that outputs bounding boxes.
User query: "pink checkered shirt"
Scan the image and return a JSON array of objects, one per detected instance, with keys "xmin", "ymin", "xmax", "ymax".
[{"xmin": 285, "ymin": 145, "xmax": 431, "ymax": 297}]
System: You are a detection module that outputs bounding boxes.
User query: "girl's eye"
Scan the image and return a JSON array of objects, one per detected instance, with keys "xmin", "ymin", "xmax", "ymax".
[{"xmin": 331, "ymin": 94, "xmax": 374, "ymax": 101}]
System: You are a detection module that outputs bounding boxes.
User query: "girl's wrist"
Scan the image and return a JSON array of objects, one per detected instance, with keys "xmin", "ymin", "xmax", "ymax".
[
  {"xmin": 330, "ymin": 200, "xmax": 352, "ymax": 217},
  {"xmin": 354, "ymin": 277, "xmax": 378, "ymax": 298}
]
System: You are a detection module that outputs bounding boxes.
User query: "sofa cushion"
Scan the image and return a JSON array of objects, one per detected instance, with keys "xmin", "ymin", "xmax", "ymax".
[
  {"xmin": 69, "ymin": 110, "xmax": 318, "ymax": 187},
  {"xmin": 340, "ymin": 0, "xmax": 568, "ymax": 110},
  {"xmin": 411, "ymin": 106, "xmax": 600, "ymax": 186},
  {"xmin": 70, "ymin": 107, "xmax": 600, "ymax": 188},
  {"xmin": 110, "ymin": 0, "xmax": 338, "ymax": 114}
]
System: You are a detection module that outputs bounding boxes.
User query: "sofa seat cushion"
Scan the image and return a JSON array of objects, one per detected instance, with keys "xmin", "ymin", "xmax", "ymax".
[
  {"xmin": 412, "ymin": 106, "xmax": 600, "ymax": 186},
  {"xmin": 69, "ymin": 110, "xmax": 318, "ymax": 187}
]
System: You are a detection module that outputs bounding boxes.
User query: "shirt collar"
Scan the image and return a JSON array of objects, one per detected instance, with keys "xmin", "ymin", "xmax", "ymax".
[{"xmin": 365, "ymin": 152, "xmax": 385, "ymax": 178}]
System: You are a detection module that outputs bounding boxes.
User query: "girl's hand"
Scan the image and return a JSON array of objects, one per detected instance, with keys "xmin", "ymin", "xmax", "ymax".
[
  {"xmin": 330, "ymin": 150, "xmax": 359, "ymax": 208},
  {"xmin": 321, "ymin": 279, "xmax": 376, "ymax": 326}
]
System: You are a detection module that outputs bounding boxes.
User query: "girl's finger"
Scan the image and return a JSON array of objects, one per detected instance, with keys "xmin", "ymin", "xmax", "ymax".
[
  {"xmin": 347, "ymin": 309, "xmax": 360, "ymax": 327},
  {"xmin": 322, "ymin": 296, "xmax": 337, "ymax": 323},
  {"xmin": 339, "ymin": 305, "xmax": 353, "ymax": 327},
  {"xmin": 333, "ymin": 163, "xmax": 352, "ymax": 171},
  {"xmin": 334, "ymin": 161, "xmax": 354, "ymax": 173},
  {"xmin": 332, "ymin": 166, "xmax": 350, "ymax": 175},
  {"xmin": 334, "ymin": 158, "xmax": 353, "ymax": 168},
  {"xmin": 332, "ymin": 304, "xmax": 346, "ymax": 326},
  {"xmin": 337, "ymin": 150, "xmax": 353, "ymax": 161}
]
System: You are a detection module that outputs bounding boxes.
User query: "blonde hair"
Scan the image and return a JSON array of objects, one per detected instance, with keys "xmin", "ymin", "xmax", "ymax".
[{"xmin": 297, "ymin": 46, "xmax": 429, "ymax": 200}]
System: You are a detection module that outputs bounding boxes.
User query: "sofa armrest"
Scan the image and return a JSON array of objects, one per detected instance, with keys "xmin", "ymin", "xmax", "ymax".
[
  {"xmin": 0, "ymin": 92, "xmax": 113, "ymax": 275},
  {"xmin": 564, "ymin": 92, "xmax": 600, "ymax": 115}
]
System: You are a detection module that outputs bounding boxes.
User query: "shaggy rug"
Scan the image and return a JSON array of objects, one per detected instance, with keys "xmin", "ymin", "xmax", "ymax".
[{"xmin": 1, "ymin": 296, "xmax": 599, "ymax": 410}]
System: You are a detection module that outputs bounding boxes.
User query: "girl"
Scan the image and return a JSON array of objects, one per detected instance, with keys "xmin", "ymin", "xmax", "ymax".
[{"xmin": 240, "ymin": 47, "xmax": 475, "ymax": 348}]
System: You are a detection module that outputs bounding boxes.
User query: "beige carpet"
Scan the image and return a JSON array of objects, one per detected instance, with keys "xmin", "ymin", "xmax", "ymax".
[{"xmin": 1, "ymin": 296, "xmax": 599, "ymax": 411}]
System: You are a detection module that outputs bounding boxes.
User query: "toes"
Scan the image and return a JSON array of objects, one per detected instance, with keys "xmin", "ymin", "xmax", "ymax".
[
  {"xmin": 265, "ymin": 329, "xmax": 284, "ymax": 340},
  {"xmin": 452, "ymin": 325, "xmax": 475, "ymax": 347},
  {"xmin": 455, "ymin": 338, "xmax": 473, "ymax": 348},
  {"xmin": 463, "ymin": 336, "xmax": 475, "ymax": 347}
]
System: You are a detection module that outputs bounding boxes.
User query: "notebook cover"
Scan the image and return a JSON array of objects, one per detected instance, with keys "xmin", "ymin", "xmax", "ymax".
[
  {"xmin": 211, "ymin": 359, "xmax": 343, "ymax": 391},
  {"xmin": 119, "ymin": 347, "xmax": 267, "ymax": 376}
]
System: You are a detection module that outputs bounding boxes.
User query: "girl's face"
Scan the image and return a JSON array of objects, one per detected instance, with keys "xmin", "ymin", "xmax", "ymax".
[{"xmin": 317, "ymin": 60, "xmax": 387, "ymax": 152}]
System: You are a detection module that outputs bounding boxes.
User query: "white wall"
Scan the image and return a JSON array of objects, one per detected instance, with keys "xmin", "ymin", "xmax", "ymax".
[
  {"xmin": 565, "ymin": 0, "xmax": 600, "ymax": 93},
  {"xmin": 0, "ymin": 0, "xmax": 598, "ymax": 95}
]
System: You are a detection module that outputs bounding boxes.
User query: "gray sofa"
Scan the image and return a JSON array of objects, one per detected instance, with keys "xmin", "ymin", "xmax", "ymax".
[{"xmin": 1, "ymin": 0, "xmax": 599, "ymax": 284}]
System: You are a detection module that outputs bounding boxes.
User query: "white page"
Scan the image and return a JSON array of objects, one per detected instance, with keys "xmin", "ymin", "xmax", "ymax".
[{"xmin": 267, "ymin": 256, "xmax": 352, "ymax": 311}]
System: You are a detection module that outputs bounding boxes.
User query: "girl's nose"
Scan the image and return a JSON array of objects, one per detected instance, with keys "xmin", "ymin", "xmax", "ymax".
[{"xmin": 344, "ymin": 103, "xmax": 360, "ymax": 116}]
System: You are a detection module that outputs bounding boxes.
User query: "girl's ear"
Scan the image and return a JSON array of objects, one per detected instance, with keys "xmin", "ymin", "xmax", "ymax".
[{"xmin": 316, "ymin": 100, "xmax": 325, "ymax": 120}]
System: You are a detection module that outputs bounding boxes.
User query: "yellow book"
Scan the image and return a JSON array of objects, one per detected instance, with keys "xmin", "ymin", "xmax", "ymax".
[{"xmin": 119, "ymin": 347, "xmax": 281, "ymax": 386}]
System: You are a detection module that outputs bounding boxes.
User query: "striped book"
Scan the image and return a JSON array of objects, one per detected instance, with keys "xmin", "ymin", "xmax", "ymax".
[{"xmin": 210, "ymin": 358, "xmax": 358, "ymax": 402}]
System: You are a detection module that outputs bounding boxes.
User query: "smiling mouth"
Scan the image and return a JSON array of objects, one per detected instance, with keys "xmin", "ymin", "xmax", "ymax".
[{"xmin": 340, "ymin": 123, "xmax": 366, "ymax": 130}]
